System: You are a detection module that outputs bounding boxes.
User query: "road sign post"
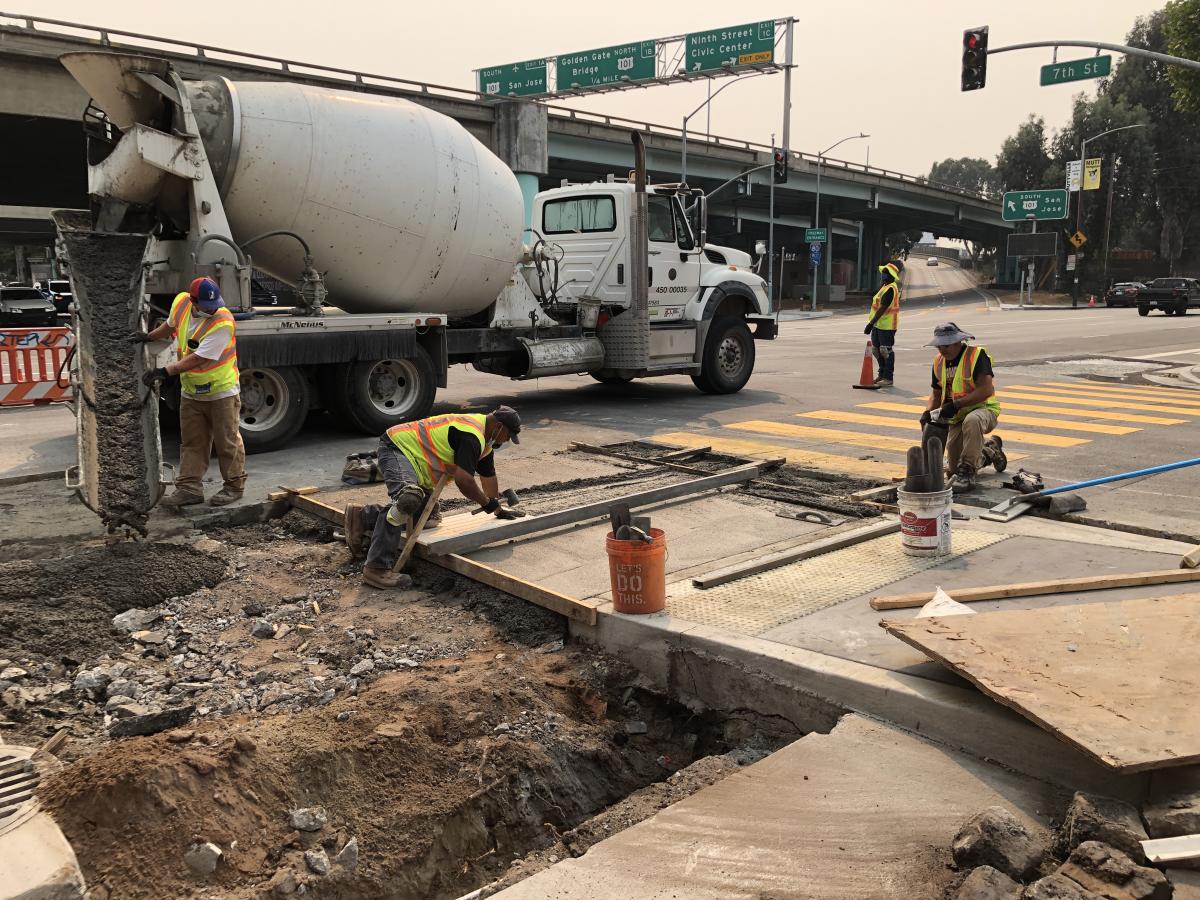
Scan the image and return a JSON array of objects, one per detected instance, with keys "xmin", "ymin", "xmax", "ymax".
[
  {"xmin": 1040, "ymin": 55, "xmax": 1112, "ymax": 86},
  {"xmin": 1002, "ymin": 189, "xmax": 1068, "ymax": 221}
]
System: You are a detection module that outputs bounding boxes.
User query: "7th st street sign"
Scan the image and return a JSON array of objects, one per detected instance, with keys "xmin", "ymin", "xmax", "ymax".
[{"xmin": 1002, "ymin": 189, "xmax": 1068, "ymax": 222}]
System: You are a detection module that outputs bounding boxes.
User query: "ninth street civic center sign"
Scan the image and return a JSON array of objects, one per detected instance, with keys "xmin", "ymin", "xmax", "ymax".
[{"xmin": 1002, "ymin": 189, "xmax": 1068, "ymax": 222}]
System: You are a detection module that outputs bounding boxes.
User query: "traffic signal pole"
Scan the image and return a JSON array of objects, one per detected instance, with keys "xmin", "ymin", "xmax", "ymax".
[{"xmin": 768, "ymin": 132, "xmax": 776, "ymax": 310}]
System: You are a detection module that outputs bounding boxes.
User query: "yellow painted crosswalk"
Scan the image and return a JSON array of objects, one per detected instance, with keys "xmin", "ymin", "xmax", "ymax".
[{"xmin": 648, "ymin": 380, "xmax": 1200, "ymax": 483}]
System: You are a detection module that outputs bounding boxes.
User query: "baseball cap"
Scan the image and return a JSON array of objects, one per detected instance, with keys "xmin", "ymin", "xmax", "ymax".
[
  {"xmin": 925, "ymin": 322, "xmax": 974, "ymax": 347},
  {"xmin": 189, "ymin": 276, "xmax": 223, "ymax": 313},
  {"xmin": 491, "ymin": 406, "xmax": 521, "ymax": 443}
]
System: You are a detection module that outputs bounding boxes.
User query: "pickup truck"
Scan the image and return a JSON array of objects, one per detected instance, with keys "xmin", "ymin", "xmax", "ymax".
[{"xmin": 1136, "ymin": 277, "xmax": 1200, "ymax": 316}]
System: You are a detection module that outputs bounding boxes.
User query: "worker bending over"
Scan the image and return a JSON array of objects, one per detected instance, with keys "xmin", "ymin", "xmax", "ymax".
[
  {"xmin": 920, "ymin": 323, "xmax": 1006, "ymax": 492},
  {"xmin": 863, "ymin": 260, "xmax": 902, "ymax": 387},
  {"xmin": 135, "ymin": 277, "xmax": 247, "ymax": 508},
  {"xmin": 346, "ymin": 407, "xmax": 524, "ymax": 589}
]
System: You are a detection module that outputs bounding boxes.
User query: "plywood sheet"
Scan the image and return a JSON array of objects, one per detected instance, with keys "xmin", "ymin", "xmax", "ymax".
[{"xmin": 882, "ymin": 594, "xmax": 1200, "ymax": 772}]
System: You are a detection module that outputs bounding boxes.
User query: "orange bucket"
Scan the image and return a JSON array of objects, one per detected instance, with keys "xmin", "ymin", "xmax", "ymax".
[{"xmin": 606, "ymin": 528, "xmax": 667, "ymax": 614}]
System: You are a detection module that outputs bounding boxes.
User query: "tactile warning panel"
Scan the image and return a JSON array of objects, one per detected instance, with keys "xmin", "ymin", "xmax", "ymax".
[{"xmin": 666, "ymin": 531, "xmax": 1009, "ymax": 636}]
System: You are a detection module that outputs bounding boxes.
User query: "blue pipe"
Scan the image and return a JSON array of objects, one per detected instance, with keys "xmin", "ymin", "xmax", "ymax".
[{"xmin": 1031, "ymin": 455, "xmax": 1200, "ymax": 499}]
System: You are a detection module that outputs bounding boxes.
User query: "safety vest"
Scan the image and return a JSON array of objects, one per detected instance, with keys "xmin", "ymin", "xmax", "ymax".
[
  {"xmin": 935, "ymin": 344, "xmax": 1001, "ymax": 425},
  {"xmin": 168, "ymin": 292, "xmax": 239, "ymax": 397},
  {"xmin": 386, "ymin": 413, "xmax": 494, "ymax": 490},
  {"xmin": 870, "ymin": 282, "xmax": 901, "ymax": 331}
]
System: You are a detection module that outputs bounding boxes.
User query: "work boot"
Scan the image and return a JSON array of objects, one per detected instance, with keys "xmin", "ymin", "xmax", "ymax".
[
  {"xmin": 160, "ymin": 490, "xmax": 204, "ymax": 509},
  {"xmin": 208, "ymin": 487, "xmax": 243, "ymax": 507},
  {"xmin": 981, "ymin": 436, "xmax": 1007, "ymax": 473},
  {"xmin": 875, "ymin": 377, "xmax": 893, "ymax": 387},
  {"xmin": 949, "ymin": 463, "xmax": 977, "ymax": 494},
  {"xmin": 344, "ymin": 503, "xmax": 367, "ymax": 557},
  {"xmin": 362, "ymin": 566, "xmax": 413, "ymax": 590}
]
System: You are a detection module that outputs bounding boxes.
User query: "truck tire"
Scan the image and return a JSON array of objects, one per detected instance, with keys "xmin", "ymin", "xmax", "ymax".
[
  {"xmin": 336, "ymin": 348, "xmax": 436, "ymax": 435},
  {"xmin": 239, "ymin": 366, "xmax": 311, "ymax": 453},
  {"xmin": 1177, "ymin": 301, "xmax": 1188, "ymax": 316},
  {"xmin": 1138, "ymin": 305, "xmax": 1150, "ymax": 317},
  {"xmin": 691, "ymin": 317, "xmax": 755, "ymax": 395}
]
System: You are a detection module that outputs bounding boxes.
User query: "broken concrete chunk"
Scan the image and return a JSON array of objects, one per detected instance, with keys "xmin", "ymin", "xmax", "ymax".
[
  {"xmin": 1023, "ymin": 873, "xmax": 1106, "ymax": 900},
  {"xmin": 112, "ymin": 608, "xmax": 161, "ymax": 634},
  {"xmin": 1144, "ymin": 788, "xmax": 1200, "ymax": 839},
  {"xmin": 349, "ymin": 659, "xmax": 374, "ymax": 677},
  {"xmin": 289, "ymin": 807, "xmax": 328, "ymax": 832},
  {"xmin": 956, "ymin": 865, "xmax": 1022, "ymax": 900},
  {"xmin": 1058, "ymin": 841, "xmax": 1172, "ymax": 900},
  {"xmin": 131, "ymin": 629, "xmax": 168, "ymax": 645},
  {"xmin": 108, "ymin": 704, "xmax": 195, "ymax": 738},
  {"xmin": 334, "ymin": 837, "xmax": 359, "ymax": 872},
  {"xmin": 624, "ymin": 721, "xmax": 649, "ymax": 735},
  {"xmin": 1, "ymin": 666, "xmax": 29, "ymax": 680},
  {"xmin": 251, "ymin": 620, "xmax": 277, "ymax": 639},
  {"xmin": 952, "ymin": 806, "xmax": 1047, "ymax": 882},
  {"xmin": 266, "ymin": 866, "xmax": 300, "ymax": 895},
  {"xmin": 1058, "ymin": 792, "xmax": 1149, "ymax": 861},
  {"xmin": 73, "ymin": 667, "xmax": 112, "ymax": 697},
  {"xmin": 304, "ymin": 848, "xmax": 330, "ymax": 876},
  {"xmin": 183, "ymin": 841, "xmax": 223, "ymax": 876}
]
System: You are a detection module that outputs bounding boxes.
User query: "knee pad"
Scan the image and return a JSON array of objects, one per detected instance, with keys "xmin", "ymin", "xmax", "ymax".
[
  {"xmin": 386, "ymin": 484, "xmax": 426, "ymax": 525},
  {"xmin": 878, "ymin": 345, "xmax": 893, "ymax": 360}
]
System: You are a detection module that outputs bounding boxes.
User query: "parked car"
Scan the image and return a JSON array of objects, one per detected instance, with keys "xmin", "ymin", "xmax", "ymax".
[
  {"xmin": 1105, "ymin": 282, "xmax": 1144, "ymax": 308},
  {"xmin": 45, "ymin": 279, "xmax": 74, "ymax": 315},
  {"xmin": 926, "ymin": 256, "xmax": 938, "ymax": 266},
  {"xmin": 250, "ymin": 277, "xmax": 278, "ymax": 307},
  {"xmin": 0, "ymin": 286, "xmax": 58, "ymax": 327},
  {"xmin": 1136, "ymin": 277, "xmax": 1200, "ymax": 316}
]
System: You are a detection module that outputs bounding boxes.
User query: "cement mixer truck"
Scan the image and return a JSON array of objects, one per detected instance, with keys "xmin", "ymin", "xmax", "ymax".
[{"xmin": 57, "ymin": 52, "xmax": 776, "ymax": 455}]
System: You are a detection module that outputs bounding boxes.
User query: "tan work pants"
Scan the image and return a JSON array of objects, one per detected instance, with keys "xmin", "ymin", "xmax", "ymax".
[
  {"xmin": 177, "ymin": 395, "xmax": 247, "ymax": 496},
  {"xmin": 947, "ymin": 407, "xmax": 999, "ymax": 472}
]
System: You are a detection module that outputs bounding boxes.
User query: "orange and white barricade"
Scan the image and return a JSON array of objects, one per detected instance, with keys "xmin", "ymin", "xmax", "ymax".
[{"xmin": 0, "ymin": 327, "xmax": 75, "ymax": 406}]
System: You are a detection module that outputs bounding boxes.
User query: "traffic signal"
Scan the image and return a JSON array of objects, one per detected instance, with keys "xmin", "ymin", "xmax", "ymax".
[
  {"xmin": 773, "ymin": 148, "xmax": 788, "ymax": 184},
  {"xmin": 961, "ymin": 26, "xmax": 989, "ymax": 91}
]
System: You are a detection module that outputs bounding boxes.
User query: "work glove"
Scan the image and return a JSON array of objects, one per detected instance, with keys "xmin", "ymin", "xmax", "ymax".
[
  {"xmin": 493, "ymin": 507, "xmax": 526, "ymax": 520},
  {"xmin": 128, "ymin": 330, "xmax": 153, "ymax": 343},
  {"xmin": 480, "ymin": 498, "xmax": 502, "ymax": 515},
  {"xmin": 939, "ymin": 399, "xmax": 959, "ymax": 421},
  {"xmin": 919, "ymin": 410, "xmax": 932, "ymax": 428},
  {"xmin": 863, "ymin": 323, "xmax": 873, "ymax": 335},
  {"xmin": 141, "ymin": 367, "xmax": 168, "ymax": 388}
]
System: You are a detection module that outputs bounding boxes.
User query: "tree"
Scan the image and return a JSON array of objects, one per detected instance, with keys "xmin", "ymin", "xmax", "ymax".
[
  {"xmin": 995, "ymin": 116, "xmax": 1056, "ymax": 193},
  {"xmin": 928, "ymin": 157, "xmax": 1000, "ymax": 198},
  {"xmin": 1164, "ymin": 0, "xmax": 1200, "ymax": 112}
]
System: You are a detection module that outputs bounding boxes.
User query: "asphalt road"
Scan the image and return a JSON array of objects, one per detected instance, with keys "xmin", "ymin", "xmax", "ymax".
[{"xmin": 4, "ymin": 260, "xmax": 1200, "ymax": 535}]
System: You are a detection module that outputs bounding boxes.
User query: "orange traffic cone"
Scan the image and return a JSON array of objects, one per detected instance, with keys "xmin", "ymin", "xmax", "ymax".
[
  {"xmin": 852, "ymin": 340, "xmax": 881, "ymax": 390},
  {"xmin": 1088, "ymin": 294, "xmax": 1096, "ymax": 307}
]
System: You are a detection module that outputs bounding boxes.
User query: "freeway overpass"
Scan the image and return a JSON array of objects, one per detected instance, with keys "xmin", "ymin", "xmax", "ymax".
[{"xmin": 0, "ymin": 12, "xmax": 1009, "ymax": 299}]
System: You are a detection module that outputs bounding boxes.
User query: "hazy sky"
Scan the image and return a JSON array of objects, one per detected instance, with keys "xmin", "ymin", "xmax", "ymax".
[{"xmin": 25, "ymin": 1, "xmax": 1164, "ymax": 175}]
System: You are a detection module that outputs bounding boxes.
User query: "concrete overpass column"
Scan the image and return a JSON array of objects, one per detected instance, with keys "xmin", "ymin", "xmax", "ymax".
[
  {"xmin": 859, "ymin": 222, "xmax": 885, "ymax": 292},
  {"xmin": 495, "ymin": 102, "xmax": 548, "ymax": 231}
]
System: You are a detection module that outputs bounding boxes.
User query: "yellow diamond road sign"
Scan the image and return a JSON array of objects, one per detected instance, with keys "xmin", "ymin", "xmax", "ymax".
[{"xmin": 1070, "ymin": 230, "xmax": 1088, "ymax": 249}]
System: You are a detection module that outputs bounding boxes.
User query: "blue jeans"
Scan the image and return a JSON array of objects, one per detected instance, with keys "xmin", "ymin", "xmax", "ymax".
[
  {"xmin": 871, "ymin": 327, "xmax": 896, "ymax": 380},
  {"xmin": 363, "ymin": 437, "xmax": 420, "ymax": 571}
]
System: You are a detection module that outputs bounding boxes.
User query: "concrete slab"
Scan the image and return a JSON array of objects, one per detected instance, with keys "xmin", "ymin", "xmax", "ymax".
[
  {"xmin": 496, "ymin": 714, "xmax": 1062, "ymax": 900},
  {"xmin": 0, "ymin": 811, "xmax": 86, "ymax": 900}
]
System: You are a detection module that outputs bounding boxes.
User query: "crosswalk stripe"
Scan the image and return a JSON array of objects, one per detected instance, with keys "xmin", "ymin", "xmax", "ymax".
[
  {"xmin": 733, "ymin": 417, "xmax": 1085, "ymax": 449},
  {"xmin": 1000, "ymin": 389, "xmax": 1200, "ymax": 416},
  {"xmin": 654, "ymin": 431, "xmax": 906, "ymax": 479},
  {"xmin": 1014, "ymin": 383, "xmax": 1200, "ymax": 408},
  {"xmin": 802, "ymin": 407, "xmax": 1135, "ymax": 437},
  {"xmin": 860, "ymin": 399, "xmax": 1185, "ymax": 426},
  {"xmin": 1037, "ymin": 381, "xmax": 1200, "ymax": 402}
]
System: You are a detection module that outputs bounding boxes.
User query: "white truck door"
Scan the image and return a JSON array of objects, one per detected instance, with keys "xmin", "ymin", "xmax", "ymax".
[
  {"xmin": 646, "ymin": 194, "xmax": 702, "ymax": 322},
  {"xmin": 540, "ymin": 192, "xmax": 628, "ymax": 305}
]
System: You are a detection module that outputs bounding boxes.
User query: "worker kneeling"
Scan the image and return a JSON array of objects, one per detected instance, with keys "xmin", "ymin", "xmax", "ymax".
[
  {"xmin": 345, "ymin": 407, "xmax": 524, "ymax": 589},
  {"xmin": 920, "ymin": 323, "xmax": 1006, "ymax": 493}
]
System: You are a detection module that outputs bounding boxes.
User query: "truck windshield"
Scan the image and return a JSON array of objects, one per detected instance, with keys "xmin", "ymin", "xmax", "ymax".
[{"xmin": 543, "ymin": 196, "xmax": 616, "ymax": 234}]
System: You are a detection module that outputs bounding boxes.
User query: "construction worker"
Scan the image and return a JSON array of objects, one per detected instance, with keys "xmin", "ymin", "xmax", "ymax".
[
  {"xmin": 345, "ymin": 407, "xmax": 524, "ymax": 589},
  {"xmin": 920, "ymin": 322, "xmax": 1006, "ymax": 492},
  {"xmin": 863, "ymin": 260, "xmax": 902, "ymax": 386},
  {"xmin": 134, "ymin": 277, "xmax": 246, "ymax": 507}
]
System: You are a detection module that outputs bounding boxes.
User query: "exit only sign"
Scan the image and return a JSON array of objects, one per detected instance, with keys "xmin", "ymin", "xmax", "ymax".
[{"xmin": 1041, "ymin": 55, "xmax": 1112, "ymax": 86}]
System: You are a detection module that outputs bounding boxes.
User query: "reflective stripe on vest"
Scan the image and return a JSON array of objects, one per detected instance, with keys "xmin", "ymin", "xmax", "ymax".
[
  {"xmin": 869, "ymin": 282, "xmax": 900, "ymax": 330},
  {"xmin": 935, "ymin": 344, "xmax": 1001, "ymax": 424},
  {"xmin": 170, "ymin": 292, "xmax": 239, "ymax": 397},
  {"xmin": 385, "ymin": 413, "xmax": 493, "ymax": 490}
]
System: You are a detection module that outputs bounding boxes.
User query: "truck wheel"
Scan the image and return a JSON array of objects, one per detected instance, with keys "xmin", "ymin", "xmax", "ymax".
[
  {"xmin": 337, "ymin": 348, "xmax": 436, "ymax": 435},
  {"xmin": 239, "ymin": 366, "xmax": 310, "ymax": 453},
  {"xmin": 1177, "ymin": 302, "xmax": 1188, "ymax": 316},
  {"xmin": 691, "ymin": 317, "xmax": 755, "ymax": 395},
  {"xmin": 1138, "ymin": 305, "xmax": 1150, "ymax": 317}
]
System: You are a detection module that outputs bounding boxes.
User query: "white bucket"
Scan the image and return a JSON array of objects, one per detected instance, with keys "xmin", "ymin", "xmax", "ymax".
[{"xmin": 897, "ymin": 488, "xmax": 953, "ymax": 557}]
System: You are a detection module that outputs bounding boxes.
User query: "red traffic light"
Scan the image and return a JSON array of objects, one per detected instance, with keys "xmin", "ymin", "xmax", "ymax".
[
  {"xmin": 966, "ymin": 33, "xmax": 978, "ymax": 49},
  {"xmin": 961, "ymin": 26, "xmax": 989, "ymax": 91}
]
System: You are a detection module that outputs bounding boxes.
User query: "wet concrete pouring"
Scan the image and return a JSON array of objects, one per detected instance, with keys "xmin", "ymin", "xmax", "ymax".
[{"xmin": 6, "ymin": 487, "xmax": 807, "ymax": 899}]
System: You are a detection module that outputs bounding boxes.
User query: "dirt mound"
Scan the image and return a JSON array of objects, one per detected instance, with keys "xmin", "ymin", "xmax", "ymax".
[{"xmin": 0, "ymin": 542, "xmax": 223, "ymax": 661}]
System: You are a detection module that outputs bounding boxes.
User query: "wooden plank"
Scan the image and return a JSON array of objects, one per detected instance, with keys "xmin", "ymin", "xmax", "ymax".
[
  {"xmin": 570, "ymin": 441, "xmax": 728, "ymax": 476},
  {"xmin": 656, "ymin": 446, "xmax": 712, "ymax": 461},
  {"xmin": 416, "ymin": 547, "xmax": 601, "ymax": 626},
  {"xmin": 420, "ymin": 461, "xmax": 769, "ymax": 556},
  {"xmin": 394, "ymin": 476, "xmax": 448, "ymax": 572},
  {"xmin": 289, "ymin": 493, "xmax": 345, "ymax": 526},
  {"xmin": 1182, "ymin": 545, "xmax": 1200, "ymax": 569},
  {"xmin": 279, "ymin": 484, "xmax": 319, "ymax": 495},
  {"xmin": 870, "ymin": 568, "xmax": 1200, "ymax": 610},
  {"xmin": 1142, "ymin": 834, "xmax": 1200, "ymax": 865},
  {"xmin": 880, "ymin": 595, "xmax": 1200, "ymax": 772},
  {"xmin": 693, "ymin": 520, "xmax": 899, "ymax": 589}
]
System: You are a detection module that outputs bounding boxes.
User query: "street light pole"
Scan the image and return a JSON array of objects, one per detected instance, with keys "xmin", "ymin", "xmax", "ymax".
[
  {"xmin": 681, "ymin": 71, "xmax": 772, "ymax": 184},
  {"xmin": 810, "ymin": 133, "xmax": 869, "ymax": 312},
  {"xmin": 1073, "ymin": 122, "xmax": 1147, "ymax": 307}
]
